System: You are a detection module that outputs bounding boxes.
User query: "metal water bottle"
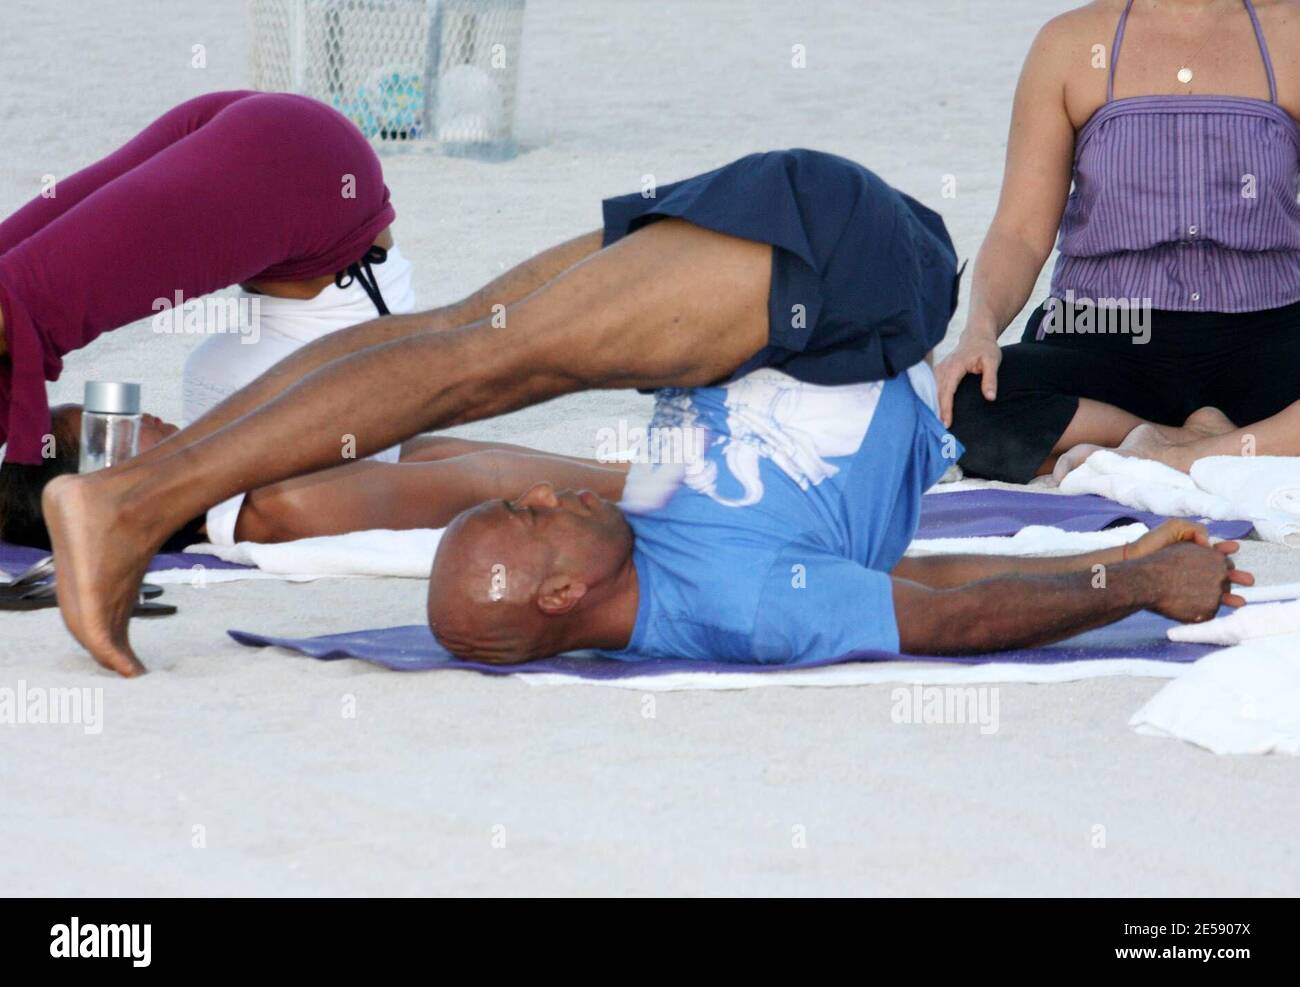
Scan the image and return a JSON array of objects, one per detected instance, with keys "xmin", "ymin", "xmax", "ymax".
[{"xmin": 79, "ymin": 382, "xmax": 142, "ymax": 473}]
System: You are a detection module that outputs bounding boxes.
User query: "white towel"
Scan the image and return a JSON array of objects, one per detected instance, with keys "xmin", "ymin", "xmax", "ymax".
[
  {"xmin": 1131, "ymin": 632, "xmax": 1300, "ymax": 755},
  {"xmin": 907, "ymin": 523, "xmax": 1148, "ymax": 557},
  {"xmin": 1056, "ymin": 449, "xmax": 1300, "ymax": 546},
  {"xmin": 145, "ymin": 566, "xmax": 318, "ymax": 587},
  {"xmin": 186, "ymin": 527, "xmax": 444, "ymax": 579},
  {"xmin": 180, "ymin": 521, "xmax": 1153, "ymax": 582},
  {"xmin": 1190, "ymin": 456, "xmax": 1300, "ymax": 547},
  {"xmin": 1240, "ymin": 581, "xmax": 1300, "ymax": 604},
  {"xmin": 1058, "ymin": 450, "xmax": 1236, "ymax": 521},
  {"xmin": 521, "ymin": 657, "xmax": 1190, "ymax": 692},
  {"xmin": 1167, "ymin": 597, "xmax": 1300, "ymax": 645}
]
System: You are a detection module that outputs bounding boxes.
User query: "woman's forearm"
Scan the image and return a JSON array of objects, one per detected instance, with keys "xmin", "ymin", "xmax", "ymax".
[
  {"xmin": 961, "ymin": 227, "xmax": 1051, "ymax": 341},
  {"xmin": 399, "ymin": 433, "xmax": 632, "ymax": 475},
  {"xmin": 234, "ymin": 459, "xmax": 484, "ymax": 542},
  {"xmin": 236, "ymin": 449, "xmax": 630, "ymax": 542}
]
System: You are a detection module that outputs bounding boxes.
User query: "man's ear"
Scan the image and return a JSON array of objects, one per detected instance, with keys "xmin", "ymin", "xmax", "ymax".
[{"xmin": 536, "ymin": 575, "xmax": 587, "ymax": 615}]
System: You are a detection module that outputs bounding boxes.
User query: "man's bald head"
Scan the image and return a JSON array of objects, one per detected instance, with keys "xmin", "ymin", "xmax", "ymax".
[{"xmin": 428, "ymin": 482, "xmax": 634, "ymax": 663}]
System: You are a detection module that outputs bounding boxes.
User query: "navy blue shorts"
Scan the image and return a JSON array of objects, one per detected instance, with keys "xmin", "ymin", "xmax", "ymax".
[{"xmin": 601, "ymin": 148, "xmax": 961, "ymax": 387}]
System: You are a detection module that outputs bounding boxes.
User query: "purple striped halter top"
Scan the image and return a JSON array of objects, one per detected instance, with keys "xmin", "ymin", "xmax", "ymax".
[{"xmin": 1050, "ymin": 0, "xmax": 1300, "ymax": 313}]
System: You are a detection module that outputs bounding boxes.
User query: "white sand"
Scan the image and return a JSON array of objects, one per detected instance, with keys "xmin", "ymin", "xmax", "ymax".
[{"xmin": 2, "ymin": 0, "xmax": 1298, "ymax": 896}]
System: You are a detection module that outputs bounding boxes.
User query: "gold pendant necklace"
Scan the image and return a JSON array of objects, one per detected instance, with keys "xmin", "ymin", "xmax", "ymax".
[{"xmin": 1176, "ymin": 0, "xmax": 1228, "ymax": 86}]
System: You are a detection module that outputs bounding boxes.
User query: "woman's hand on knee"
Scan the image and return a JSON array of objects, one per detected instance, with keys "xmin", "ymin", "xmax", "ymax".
[{"xmin": 935, "ymin": 335, "xmax": 1002, "ymax": 427}]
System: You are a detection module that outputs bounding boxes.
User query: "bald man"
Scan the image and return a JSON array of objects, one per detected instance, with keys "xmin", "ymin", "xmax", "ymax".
[
  {"xmin": 40, "ymin": 150, "xmax": 1244, "ymax": 674},
  {"xmin": 427, "ymin": 364, "xmax": 1249, "ymax": 666}
]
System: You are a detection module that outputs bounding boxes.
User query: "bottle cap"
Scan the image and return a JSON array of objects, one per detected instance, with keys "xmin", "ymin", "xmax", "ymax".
[{"xmin": 83, "ymin": 381, "xmax": 142, "ymax": 415}]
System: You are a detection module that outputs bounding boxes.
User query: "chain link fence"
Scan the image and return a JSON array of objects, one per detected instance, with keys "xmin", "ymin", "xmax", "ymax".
[{"xmin": 249, "ymin": 0, "xmax": 525, "ymax": 157}]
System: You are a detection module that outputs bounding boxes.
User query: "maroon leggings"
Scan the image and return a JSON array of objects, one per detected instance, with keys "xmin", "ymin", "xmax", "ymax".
[{"xmin": 0, "ymin": 91, "xmax": 395, "ymax": 463}]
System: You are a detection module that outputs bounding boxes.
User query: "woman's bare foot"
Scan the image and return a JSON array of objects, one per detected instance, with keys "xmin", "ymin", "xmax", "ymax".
[
  {"xmin": 1143, "ymin": 406, "xmax": 1236, "ymax": 445},
  {"xmin": 1114, "ymin": 422, "xmax": 1203, "ymax": 471},
  {"xmin": 1050, "ymin": 443, "xmax": 1105, "ymax": 483},
  {"xmin": 1049, "ymin": 407, "xmax": 1235, "ymax": 483},
  {"xmin": 1053, "ymin": 421, "xmax": 1201, "ymax": 483},
  {"xmin": 42, "ymin": 472, "xmax": 163, "ymax": 677},
  {"xmin": 1179, "ymin": 406, "xmax": 1236, "ymax": 440}
]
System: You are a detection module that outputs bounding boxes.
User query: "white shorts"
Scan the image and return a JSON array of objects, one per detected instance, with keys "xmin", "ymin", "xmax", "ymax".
[{"xmin": 183, "ymin": 246, "xmax": 417, "ymax": 546}]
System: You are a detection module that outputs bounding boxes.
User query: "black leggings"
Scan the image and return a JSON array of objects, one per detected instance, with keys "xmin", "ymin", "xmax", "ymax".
[{"xmin": 950, "ymin": 299, "xmax": 1300, "ymax": 483}]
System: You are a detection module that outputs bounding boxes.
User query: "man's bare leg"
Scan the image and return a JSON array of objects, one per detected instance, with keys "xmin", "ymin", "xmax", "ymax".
[
  {"xmin": 44, "ymin": 220, "xmax": 771, "ymax": 674},
  {"xmin": 121, "ymin": 230, "xmax": 605, "ymax": 476}
]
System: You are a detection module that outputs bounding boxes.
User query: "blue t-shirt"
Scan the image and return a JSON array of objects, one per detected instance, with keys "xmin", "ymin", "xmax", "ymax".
[{"xmin": 606, "ymin": 365, "xmax": 959, "ymax": 665}]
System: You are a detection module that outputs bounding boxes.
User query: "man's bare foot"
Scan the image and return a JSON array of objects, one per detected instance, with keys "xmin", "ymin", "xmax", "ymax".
[{"xmin": 42, "ymin": 473, "xmax": 162, "ymax": 677}]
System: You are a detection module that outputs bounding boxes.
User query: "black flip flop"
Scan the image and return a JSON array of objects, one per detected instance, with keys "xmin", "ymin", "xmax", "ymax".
[
  {"xmin": 0, "ymin": 581, "xmax": 176, "ymax": 617},
  {"xmin": 1, "ymin": 556, "xmax": 164, "ymax": 600},
  {"xmin": 0, "ymin": 555, "xmax": 54, "ymax": 597}
]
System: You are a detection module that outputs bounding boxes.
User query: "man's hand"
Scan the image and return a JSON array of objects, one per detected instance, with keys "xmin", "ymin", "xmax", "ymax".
[
  {"xmin": 934, "ymin": 335, "xmax": 1002, "ymax": 427},
  {"xmin": 1141, "ymin": 541, "xmax": 1253, "ymax": 622}
]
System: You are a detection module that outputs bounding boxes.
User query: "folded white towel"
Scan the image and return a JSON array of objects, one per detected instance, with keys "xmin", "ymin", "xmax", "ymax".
[
  {"xmin": 1167, "ymin": 598, "xmax": 1300, "ymax": 645},
  {"xmin": 187, "ymin": 527, "xmax": 444, "ymax": 579},
  {"xmin": 907, "ymin": 523, "xmax": 1148, "ymax": 557},
  {"xmin": 1058, "ymin": 450, "xmax": 1236, "ymax": 520},
  {"xmin": 1131, "ymin": 631, "xmax": 1300, "ymax": 755},
  {"xmin": 145, "ymin": 567, "xmax": 317, "ymax": 586},
  {"xmin": 1190, "ymin": 456, "xmax": 1300, "ymax": 547}
]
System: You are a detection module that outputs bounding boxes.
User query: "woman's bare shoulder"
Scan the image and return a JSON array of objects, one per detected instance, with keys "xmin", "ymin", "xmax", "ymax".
[
  {"xmin": 1030, "ymin": 1, "xmax": 1122, "ymax": 56},
  {"xmin": 1253, "ymin": 1, "xmax": 1300, "ymax": 120},
  {"xmin": 1020, "ymin": 3, "xmax": 1122, "ymax": 128}
]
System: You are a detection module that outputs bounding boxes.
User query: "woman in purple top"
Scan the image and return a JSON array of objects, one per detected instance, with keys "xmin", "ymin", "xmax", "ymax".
[{"xmin": 936, "ymin": 0, "xmax": 1300, "ymax": 481}]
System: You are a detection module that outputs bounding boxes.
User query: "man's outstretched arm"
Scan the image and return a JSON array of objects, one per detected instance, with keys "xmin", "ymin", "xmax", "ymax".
[
  {"xmin": 892, "ymin": 541, "xmax": 1247, "ymax": 656},
  {"xmin": 893, "ymin": 519, "xmax": 1245, "ymax": 592}
]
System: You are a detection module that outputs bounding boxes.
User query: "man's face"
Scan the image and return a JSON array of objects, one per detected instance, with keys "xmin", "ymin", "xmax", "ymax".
[
  {"xmin": 488, "ymin": 481, "xmax": 630, "ymax": 570},
  {"xmin": 428, "ymin": 482, "xmax": 633, "ymax": 661}
]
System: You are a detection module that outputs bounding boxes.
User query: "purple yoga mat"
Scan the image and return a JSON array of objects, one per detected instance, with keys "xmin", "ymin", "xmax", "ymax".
[
  {"xmin": 229, "ymin": 606, "xmax": 1222, "ymax": 677},
  {"xmin": 918, "ymin": 489, "xmax": 1255, "ymax": 540},
  {"xmin": 0, "ymin": 540, "xmax": 248, "ymax": 579}
]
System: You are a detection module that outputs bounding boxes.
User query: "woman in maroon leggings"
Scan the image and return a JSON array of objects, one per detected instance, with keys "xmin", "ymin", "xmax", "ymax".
[
  {"xmin": 0, "ymin": 91, "xmax": 398, "ymax": 457},
  {"xmin": 0, "ymin": 91, "xmax": 631, "ymax": 549},
  {"xmin": 0, "ymin": 91, "xmax": 393, "ymax": 542}
]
